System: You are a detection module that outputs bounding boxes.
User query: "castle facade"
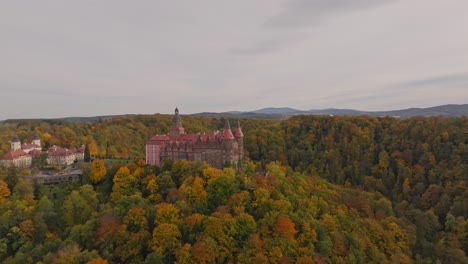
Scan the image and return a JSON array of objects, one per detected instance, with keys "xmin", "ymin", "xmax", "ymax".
[{"xmin": 146, "ymin": 108, "xmax": 244, "ymax": 169}]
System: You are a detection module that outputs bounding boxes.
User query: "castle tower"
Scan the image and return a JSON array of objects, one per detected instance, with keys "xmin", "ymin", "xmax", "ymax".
[
  {"xmin": 11, "ymin": 136, "xmax": 21, "ymax": 151},
  {"xmin": 31, "ymin": 134, "xmax": 41, "ymax": 146},
  {"xmin": 233, "ymin": 120, "xmax": 244, "ymax": 161},
  {"xmin": 222, "ymin": 120, "xmax": 236, "ymax": 166},
  {"xmin": 169, "ymin": 107, "xmax": 185, "ymax": 136}
]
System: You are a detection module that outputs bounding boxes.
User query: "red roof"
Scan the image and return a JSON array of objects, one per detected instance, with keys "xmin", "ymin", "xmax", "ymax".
[
  {"xmin": 222, "ymin": 128, "xmax": 235, "ymax": 140},
  {"xmin": 233, "ymin": 127, "xmax": 244, "ymax": 138},
  {"xmin": 48, "ymin": 145, "xmax": 65, "ymax": 152},
  {"xmin": 48, "ymin": 145, "xmax": 75, "ymax": 157},
  {"xmin": 76, "ymin": 145, "xmax": 86, "ymax": 153},
  {"xmin": 148, "ymin": 131, "xmax": 229, "ymax": 147},
  {"xmin": 21, "ymin": 143, "xmax": 41, "ymax": 150},
  {"xmin": 1, "ymin": 150, "xmax": 30, "ymax": 160}
]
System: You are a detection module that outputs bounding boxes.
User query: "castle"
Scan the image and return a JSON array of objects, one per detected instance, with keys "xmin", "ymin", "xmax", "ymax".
[
  {"xmin": 0, "ymin": 135, "xmax": 85, "ymax": 168},
  {"xmin": 146, "ymin": 108, "xmax": 244, "ymax": 169}
]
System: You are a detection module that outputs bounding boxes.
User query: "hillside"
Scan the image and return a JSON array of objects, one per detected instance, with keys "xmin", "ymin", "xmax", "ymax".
[
  {"xmin": 0, "ymin": 161, "xmax": 413, "ymax": 263},
  {"xmin": 0, "ymin": 114, "xmax": 466, "ymax": 263}
]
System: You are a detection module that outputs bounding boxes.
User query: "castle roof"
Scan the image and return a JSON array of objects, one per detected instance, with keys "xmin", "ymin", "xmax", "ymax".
[
  {"xmin": 222, "ymin": 120, "xmax": 235, "ymax": 140},
  {"xmin": 12, "ymin": 136, "xmax": 20, "ymax": 142},
  {"xmin": 233, "ymin": 120, "xmax": 244, "ymax": 138},
  {"xmin": 1, "ymin": 149, "xmax": 30, "ymax": 160},
  {"xmin": 148, "ymin": 130, "xmax": 230, "ymax": 146},
  {"xmin": 32, "ymin": 134, "xmax": 40, "ymax": 140}
]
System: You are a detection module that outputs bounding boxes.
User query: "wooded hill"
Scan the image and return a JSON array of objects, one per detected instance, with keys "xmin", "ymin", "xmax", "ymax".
[{"xmin": 0, "ymin": 114, "xmax": 467, "ymax": 263}]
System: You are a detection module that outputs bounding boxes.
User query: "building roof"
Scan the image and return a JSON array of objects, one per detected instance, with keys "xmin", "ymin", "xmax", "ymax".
[
  {"xmin": 12, "ymin": 136, "xmax": 20, "ymax": 142},
  {"xmin": 148, "ymin": 130, "xmax": 232, "ymax": 146},
  {"xmin": 32, "ymin": 134, "xmax": 40, "ymax": 140},
  {"xmin": 21, "ymin": 143, "xmax": 41, "ymax": 150},
  {"xmin": 1, "ymin": 149, "xmax": 30, "ymax": 160},
  {"xmin": 76, "ymin": 145, "xmax": 86, "ymax": 153},
  {"xmin": 222, "ymin": 120, "xmax": 235, "ymax": 140},
  {"xmin": 48, "ymin": 145, "xmax": 75, "ymax": 157},
  {"xmin": 233, "ymin": 120, "xmax": 244, "ymax": 138}
]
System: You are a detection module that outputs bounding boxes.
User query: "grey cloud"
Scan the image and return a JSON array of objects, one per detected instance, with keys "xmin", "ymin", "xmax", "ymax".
[{"xmin": 265, "ymin": 0, "xmax": 396, "ymax": 29}]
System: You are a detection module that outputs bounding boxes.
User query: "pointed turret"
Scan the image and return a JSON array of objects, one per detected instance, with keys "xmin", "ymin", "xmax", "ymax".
[
  {"xmin": 233, "ymin": 120, "xmax": 244, "ymax": 138},
  {"xmin": 222, "ymin": 120, "xmax": 235, "ymax": 140}
]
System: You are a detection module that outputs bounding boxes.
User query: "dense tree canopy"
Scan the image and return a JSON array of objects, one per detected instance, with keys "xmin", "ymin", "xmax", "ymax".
[{"xmin": 0, "ymin": 114, "xmax": 466, "ymax": 263}]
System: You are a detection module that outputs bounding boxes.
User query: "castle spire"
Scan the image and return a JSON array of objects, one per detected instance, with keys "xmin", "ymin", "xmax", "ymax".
[
  {"xmin": 222, "ymin": 120, "xmax": 235, "ymax": 140},
  {"xmin": 233, "ymin": 120, "xmax": 244, "ymax": 138},
  {"xmin": 169, "ymin": 107, "xmax": 185, "ymax": 136}
]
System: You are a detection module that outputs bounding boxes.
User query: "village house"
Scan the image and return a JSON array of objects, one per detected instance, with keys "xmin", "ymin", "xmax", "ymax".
[{"xmin": 0, "ymin": 135, "xmax": 85, "ymax": 168}]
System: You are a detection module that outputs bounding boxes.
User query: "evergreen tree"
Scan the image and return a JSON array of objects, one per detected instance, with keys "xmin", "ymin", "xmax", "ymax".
[{"xmin": 84, "ymin": 143, "xmax": 91, "ymax": 162}]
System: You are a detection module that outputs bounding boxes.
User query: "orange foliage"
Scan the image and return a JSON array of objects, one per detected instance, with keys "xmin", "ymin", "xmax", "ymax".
[
  {"xmin": 19, "ymin": 219, "xmax": 34, "ymax": 238},
  {"xmin": 192, "ymin": 240, "xmax": 216, "ymax": 264},
  {"xmin": 185, "ymin": 214, "xmax": 205, "ymax": 230},
  {"xmin": 87, "ymin": 257, "xmax": 109, "ymax": 264},
  {"xmin": 273, "ymin": 216, "xmax": 297, "ymax": 241},
  {"xmin": 0, "ymin": 179, "xmax": 11, "ymax": 205}
]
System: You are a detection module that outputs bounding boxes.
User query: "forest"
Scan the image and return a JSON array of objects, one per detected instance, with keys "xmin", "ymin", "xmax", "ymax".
[{"xmin": 0, "ymin": 114, "xmax": 467, "ymax": 263}]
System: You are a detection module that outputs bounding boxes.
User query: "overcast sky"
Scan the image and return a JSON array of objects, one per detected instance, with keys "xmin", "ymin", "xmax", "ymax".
[{"xmin": 1, "ymin": 0, "xmax": 467, "ymax": 119}]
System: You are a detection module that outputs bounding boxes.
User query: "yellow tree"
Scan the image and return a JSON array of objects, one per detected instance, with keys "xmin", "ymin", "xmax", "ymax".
[
  {"xmin": 90, "ymin": 160, "xmax": 106, "ymax": 183},
  {"xmin": 0, "ymin": 179, "xmax": 11, "ymax": 205},
  {"xmin": 188, "ymin": 176, "xmax": 207, "ymax": 206},
  {"xmin": 202, "ymin": 167, "xmax": 223, "ymax": 183},
  {"xmin": 146, "ymin": 177, "xmax": 162, "ymax": 203},
  {"xmin": 151, "ymin": 223, "xmax": 181, "ymax": 257},
  {"xmin": 88, "ymin": 139, "xmax": 99, "ymax": 157},
  {"xmin": 111, "ymin": 167, "xmax": 138, "ymax": 201},
  {"xmin": 154, "ymin": 203, "xmax": 181, "ymax": 226}
]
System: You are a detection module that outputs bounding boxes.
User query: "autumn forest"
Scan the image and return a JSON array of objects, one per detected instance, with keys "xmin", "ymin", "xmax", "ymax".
[{"xmin": 0, "ymin": 114, "xmax": 467, "ymax": 263}]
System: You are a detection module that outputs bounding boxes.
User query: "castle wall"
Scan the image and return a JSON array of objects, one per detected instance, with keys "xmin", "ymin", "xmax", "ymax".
[{"xmin": 145, "ymin": 108, "xmax": 243, "ymax": 169}]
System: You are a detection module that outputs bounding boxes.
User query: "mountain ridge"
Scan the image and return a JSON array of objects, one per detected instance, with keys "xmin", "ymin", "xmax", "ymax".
[
  {"xmin": 1, "ymin": 104, "xmax": 466, "ymax": 123},
  {"xmin": 220, "ymin": 104, "xmax": 468, "ymax": 118}
]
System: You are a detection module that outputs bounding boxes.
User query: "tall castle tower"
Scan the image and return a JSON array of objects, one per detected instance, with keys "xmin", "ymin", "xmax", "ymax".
[
  {"xmin": 222, "ymin": 120, "xmax": 237, "ymax": 167},
  {"xmin": 233, "ymin": 120, "xmax": 244, "ymax": 162},
  {"xmin": 11, "ymin": 136, "xmax": 21, "ymax": 151},
  {"xmin": 169, "ymin": 107, "xmax": 185, "ymax": 136}
]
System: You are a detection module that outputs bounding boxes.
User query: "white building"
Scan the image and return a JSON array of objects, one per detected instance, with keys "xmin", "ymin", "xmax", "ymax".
[{"xmin": 1, "ymin": 135, "xmax": 85, "ymax": 168}]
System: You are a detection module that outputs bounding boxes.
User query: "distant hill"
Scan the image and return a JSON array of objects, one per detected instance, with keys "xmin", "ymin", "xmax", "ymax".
[
  {"xmin": 1, "ymin": 104, "xmax": 465, "ymax": 124},
  {"xmin": 1, "ymin": 114, "xmax": 137, "ymax": 124},
  {"xmin": 307, "ymin": 108, "xmax": 364, "ymax": 115},
  {"xmin": 251, "ymin": 107, "xmax": 304, "ymax": 114},
  {"xmin": 190, "ymin": 112, "xmax": 287, "ymax": 120},
  {"xmin": 370, "ymin": 104, "xmax": 468, "ymax": 118},
  {"xmin": 193, "ymin": 104, "xmax": 468, "ymax": 119}
]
